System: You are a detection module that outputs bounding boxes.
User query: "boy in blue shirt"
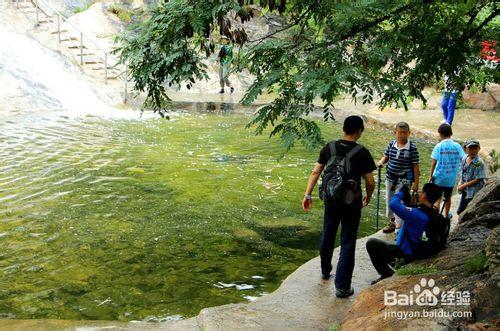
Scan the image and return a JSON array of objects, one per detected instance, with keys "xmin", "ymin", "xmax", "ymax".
[
  {"xmin": 366, "ymin": 183, "xmax": 442, "ymax": 284},
  {"xmin": 456, "ymin": 139, "xmax": 486, "ymax": 214},
  {"xmin": 429, "ymin": 123, "xmax": 465, "ymax": 217}
]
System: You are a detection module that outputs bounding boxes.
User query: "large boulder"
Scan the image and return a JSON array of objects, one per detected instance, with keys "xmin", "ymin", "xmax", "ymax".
[{"xmin": 462, "ymin": 84, "xmax": 500, "ymax": 111}]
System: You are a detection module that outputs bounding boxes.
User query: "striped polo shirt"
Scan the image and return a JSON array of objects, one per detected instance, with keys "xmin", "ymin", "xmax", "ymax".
[{"xmin": 384, "ymin": 140, "xmax": 419, "ymax": 182}]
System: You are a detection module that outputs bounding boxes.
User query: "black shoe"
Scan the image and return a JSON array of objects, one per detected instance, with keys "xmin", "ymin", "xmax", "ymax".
[
  {"xmin": 370, "ymin": 275, "xmax": 390, "ymax": 285},
  {"xmin": 321, "ymin": 273, "xmax": 331, "ymax": 280},
  {"xmin": 335, "ymin": 287, "xmax": 354, "ymax": 298},
  {"xmin": 230, "ymin": 87, "xmax": 235, "ymax": 94},
  {"xmin": 219, "ymin": 89, "xmax": 225, "ymax": 94}
]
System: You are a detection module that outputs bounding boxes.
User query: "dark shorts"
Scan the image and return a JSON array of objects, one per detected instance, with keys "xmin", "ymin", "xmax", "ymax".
[{"xmin": 437, "ymin": 186, "xmax": 453, "ymax": 200}]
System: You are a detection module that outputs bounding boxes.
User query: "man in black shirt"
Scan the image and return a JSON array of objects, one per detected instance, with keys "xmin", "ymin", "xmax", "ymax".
[{"xmin": 302, "ymin": 115, "xmax": 376, "ymax": 298}]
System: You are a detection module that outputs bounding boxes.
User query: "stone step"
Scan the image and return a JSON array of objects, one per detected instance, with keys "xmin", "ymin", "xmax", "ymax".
[
  {"xmin": 37, "ymin": 19, "xmax": 54, "ymax": 24},
  {"xmin": 60, "ymin": 37, "xmax": 78, "ymax": 41},
  {"xmin": 67, "ymin": 45, "xmax": 87, "ymax": 49},
  {"xmin": 83, "ymin": 59, "xmax": 104, "ymax": 65},
  {"xmin": 51, "ymin": 29, "xmax": 69, "ymax": 34}
]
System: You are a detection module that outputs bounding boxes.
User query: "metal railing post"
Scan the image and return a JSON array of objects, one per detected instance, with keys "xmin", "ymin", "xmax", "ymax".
[
  {"xmin": 80, "ymin": 32, "xmax": 83, "ymax": 65},
  {"xmin": 34, "ymin": 0, "xmax": 39, "ymax": 25},
  {"xmin": 57, "ymin": 15, "xmax": 61, "ymax": 43},
  {"xmin": 104, "ymin": 52, "xmax": 108, "ymax": 84}
]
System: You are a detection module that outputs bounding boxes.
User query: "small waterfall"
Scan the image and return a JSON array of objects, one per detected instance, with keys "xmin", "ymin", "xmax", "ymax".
[{"xmin": 0, "ymin": 24, "xmax": 138, "ymax": 119}]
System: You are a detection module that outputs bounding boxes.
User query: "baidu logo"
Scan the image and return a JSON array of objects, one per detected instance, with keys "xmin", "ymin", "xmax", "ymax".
[
  {"xmin": 384, "ymin": 278, "xmax": 470, "ymax": 307},
  {"xmin": 385, "ymin": 278, "xmax": 440, "ymax": 306}
]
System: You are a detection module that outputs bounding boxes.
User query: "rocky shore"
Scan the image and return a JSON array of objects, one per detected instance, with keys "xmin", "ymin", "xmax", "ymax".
[{"xmin": 341, "ymin": 176, "xmax": 499, "ymax": 330}]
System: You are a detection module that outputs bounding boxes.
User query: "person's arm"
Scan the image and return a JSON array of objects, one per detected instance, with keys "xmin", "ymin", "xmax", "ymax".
[
  {"xmin": 429, "ymin": 159, "xmax": 437, "ymax": 182},
  {"xmin": 302, "ymin": 163, "xmax": 324, "ymax": 211},
  {"xmin": 412, "ymin": 163, "xmax": 420, "ymax": 192},
  {"xmin": 362, "ymin": 172, "xmax": 375, "ymax": 207},
  {"xmin": 457, "ymin": 179, "xmax": 480, "ymax": 191},
  {"xmin": 389, "ymin": 191, "xmax": 421, "ymax": 224},
  {"xmin": 377, "ymin": 156, "xmax": 388, "ymax": 168}
]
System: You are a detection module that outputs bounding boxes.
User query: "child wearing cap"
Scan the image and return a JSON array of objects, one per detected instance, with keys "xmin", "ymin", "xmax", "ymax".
[{"xmin": 456, "ymin": 139, "xmax": 486, "ymax": 214}]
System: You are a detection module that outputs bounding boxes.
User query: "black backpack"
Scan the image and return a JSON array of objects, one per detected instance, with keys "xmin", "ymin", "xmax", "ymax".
[
  {"xmin": 319, "ymin": 141, "xmax": 363, "ymax": 205},
  {"xmin": 409, "ymin": 205, "xmax": 451, "ymax": 259}
]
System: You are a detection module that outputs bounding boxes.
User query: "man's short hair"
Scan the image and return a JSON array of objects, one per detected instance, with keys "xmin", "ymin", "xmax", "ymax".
[
  {"xmin": 395, "ymin": 121, "xmax": 410, "ymax": 131},
  {"xmin": 438, "ymin": 123, "xmax": 452, "ymax": 137},
  {"xmin": 343, "ymin": 115, "xmax": 365, "ymax": 135},
  {"xmin": 422, "ymin": 183, "xmax": 441, "ymax": 204}
]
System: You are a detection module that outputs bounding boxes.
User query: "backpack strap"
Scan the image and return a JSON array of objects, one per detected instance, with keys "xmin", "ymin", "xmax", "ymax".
[
  {"xmin": 343, "ymin": 144, "xmax": 363, "ymax": 175},
  {"xmin": 324, "ymin": 141, "xmax": 337, "ymax": 168}
]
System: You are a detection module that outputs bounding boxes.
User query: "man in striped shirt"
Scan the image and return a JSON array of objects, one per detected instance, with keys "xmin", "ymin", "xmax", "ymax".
[{"xmin": 377, "ymin": 122, "xmax": 420, "ymax": 234}]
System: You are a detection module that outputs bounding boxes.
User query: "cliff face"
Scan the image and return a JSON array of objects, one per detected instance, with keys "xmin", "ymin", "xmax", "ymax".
[{"xmin": 341, "ymin": 176, "xmax": 500, "ymax": 330}]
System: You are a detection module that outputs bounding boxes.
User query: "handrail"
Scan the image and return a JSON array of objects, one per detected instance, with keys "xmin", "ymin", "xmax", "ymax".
[
  {"xmin": 31, "ymin": 0, "xmax": 115, "ymax": 67},
  {"xmin": 15, "ymin": 0, "xmax": 129, "ymax": 103}
]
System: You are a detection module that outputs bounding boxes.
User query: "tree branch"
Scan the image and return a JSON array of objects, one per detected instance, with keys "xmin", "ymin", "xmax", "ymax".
[
  {"xmin": 247, "ymin": 0, "xmax": 319, "ymax": 43},
  {"xmin": 461, "ymin": 7, "xmax": 500, "ymax": 41},
  {"xmin": 338, "ymin": 3, "xmax": 414, "ymax": 42}
]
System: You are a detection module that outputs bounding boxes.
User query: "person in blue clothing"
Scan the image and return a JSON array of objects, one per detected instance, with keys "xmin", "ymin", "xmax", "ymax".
[
  {"xmin": 430, "ymin": 123, "xmax": 465, "ymax": 218},
  {"xmin": 441, "ymin": 74, "xmax": 458, "ymax": 125},
  {"xmin": 366, "ymin": 183, "xmax": 442, "ymax": 284},
  {"xmin": 456, "ymin": 139, "xmax": 486, "ymax": 214}
]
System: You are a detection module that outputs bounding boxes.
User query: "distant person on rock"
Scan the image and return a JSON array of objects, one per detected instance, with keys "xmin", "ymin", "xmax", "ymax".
[
  {"xmin": 366, "ymin": 183, "xmax": 442, "ymax": 284},
  {"xmin": 441, "ymin": 73, "xmax": 459, "ymax": 125},
  {"xmin": 457, "ymin": 139, "xmax": 486, "ymax": 215},
  {"xmin": 430, "ymin": 123, "xmax": 465, "ymax": 218},
  {"xmin": 302, "ymin": 115, "xmax": 376, "ymax": 298},
  {"xmin": 218, "ymin": 35, "xmax": 234, "ymax": 94},
  {"xmin": 377, "ymin": 122, "xmax": 420, "ymax": 235}
]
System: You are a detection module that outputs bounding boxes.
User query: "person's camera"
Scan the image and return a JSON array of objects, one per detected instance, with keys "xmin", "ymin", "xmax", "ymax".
[{"xmin": 398, "ymin": 185, "xmax": 412, "ymax": 206}]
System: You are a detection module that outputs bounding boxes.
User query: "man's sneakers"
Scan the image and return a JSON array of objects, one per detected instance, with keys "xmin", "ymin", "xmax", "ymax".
[
  {"xmin": 335, "ymin": 287, "xmax": 354, "ymax": 298},
  {"xmin": 219, "ymin": 87, "xmax": 235, "ymax": 94},
  {"xmin": 370, "ymin": 275, "xmax": 391, "ymax": 285},
  {"xmin": 321, "ymin": 273, "xmax": 331, "ymax": 280}
]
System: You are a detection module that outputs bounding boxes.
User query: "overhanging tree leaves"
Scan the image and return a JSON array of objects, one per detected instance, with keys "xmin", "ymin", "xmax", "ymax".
[{"xmin": 114, "ymin": 0, "xmax": 499, "ymax": 150}]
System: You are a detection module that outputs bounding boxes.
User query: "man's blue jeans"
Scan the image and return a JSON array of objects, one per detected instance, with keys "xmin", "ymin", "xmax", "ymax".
[
  {"xmin": 441, "ymin": 91, "xmax": 457, "ymax": 125},
  {"xmin": 320, "ymin": 202, "xmax": 361, "ymax": 290}
]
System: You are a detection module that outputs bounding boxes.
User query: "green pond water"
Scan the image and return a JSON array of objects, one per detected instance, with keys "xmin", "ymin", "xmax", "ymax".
[{"xmin": 0, "ymin": 110, "xmax": 434, "ymax": 321}]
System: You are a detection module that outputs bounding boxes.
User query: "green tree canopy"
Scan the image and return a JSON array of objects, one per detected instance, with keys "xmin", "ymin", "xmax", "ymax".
[{"xmin": 115, "ymin": 0, "xmax": 499, "ymax": 151}]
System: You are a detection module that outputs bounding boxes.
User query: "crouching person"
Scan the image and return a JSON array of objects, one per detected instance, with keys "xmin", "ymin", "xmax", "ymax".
[{"xmin": 366, "ymin": 183, "xmax": 442, "ymax": 284}]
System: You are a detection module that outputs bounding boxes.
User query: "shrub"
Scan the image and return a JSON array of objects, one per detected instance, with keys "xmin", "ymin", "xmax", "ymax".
[
  {"xmin": 108, "ymin": 4, "xmax": 133, "ymax": 23},
  {"xmin": 73, "ymin": 1, "xmax": 94, "ymax": 14}
]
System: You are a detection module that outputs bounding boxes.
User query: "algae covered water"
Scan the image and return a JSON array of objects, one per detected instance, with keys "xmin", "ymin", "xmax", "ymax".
[{"xmin": 0, "ymin": 111, "xmax": 433, "ymax": 321}]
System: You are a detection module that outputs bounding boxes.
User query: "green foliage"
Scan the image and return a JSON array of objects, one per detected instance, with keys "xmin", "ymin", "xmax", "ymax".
[
  {"xmin": 115, "ymin": 0, "xmax": 499, "ymax": 151},
  {"xmin": 331, "ymin": 321, "xmax": 341, "ymax": 331},
  {"xmin": 73, "ymin": 0, "xmax": 94, "ymax": 14},
  {"xmin": 489, "ymin": 149, "xmax": 499, "ymax": 174},
  {"xmin": 108, "ymin": 4, "xmax": 133, "ymax": 23},
  {"xmin": 464, "ymin": 252, "xmax": 488, "ymax": 274},
  {"xmin": 396, "ymin": 264, "xmax": 438, "ymax": 276}
]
